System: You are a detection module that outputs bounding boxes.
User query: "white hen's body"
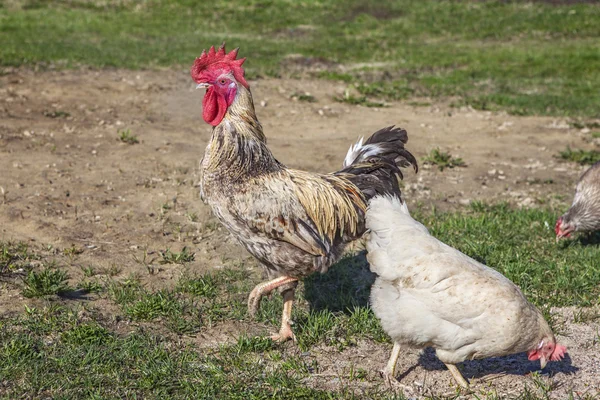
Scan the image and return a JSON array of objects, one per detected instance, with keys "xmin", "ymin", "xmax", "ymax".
[{"xmin": 366, "ymin": 196, "xmax": 552, "ymax": 365}]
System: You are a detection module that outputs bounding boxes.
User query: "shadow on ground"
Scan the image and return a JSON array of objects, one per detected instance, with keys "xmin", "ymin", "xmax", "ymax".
[
  {"xmin": 303, "ymin": 251, "xmax": 375, "ymax": 313},
  {"xmin": 415, "ymin": 347, "xmax": 578, "ymax": 380}
]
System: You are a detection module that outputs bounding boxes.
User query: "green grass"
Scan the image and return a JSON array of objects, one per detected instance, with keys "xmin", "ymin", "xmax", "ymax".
[
  {"xmin": 22, "ymin": 268, "xmax": 72, "ymax": 298},
  {"xmin": 334, "ymin": 91, "xmax": 386, "ymax": 108},
  {"xmin": 0, "ymin": 241, "xmax": 39, "ymax": 274},
  {"xmin": 1, "ymin": 1, "xmax": 599, "ymax": 117},
  {"xmin": 422, "ymin": 148, "xmax": 466, "ymax": 171},
  {"xmin": 1, "ymin": 200, "xmax": 598, "ymax": 398},
  {"xmin": 159, "ymin": 246, "xmax": 195, "ymax": 264},
  {"xmin": 291, "ymin": 92, "xmax": 318, "ymax": 103},
  {"xmin": 0, "ymin": 305, "xmax": 399, "ymax": 399},
  {"xmin": 559, "ymin": 146, "xmax": 600, "ymax": 166},
  {"xmin": 118, "ymin": 129, "xmax": 139, "ymax": 145},
  {"xmin": 414, "ymin": 202, "xmax": 600, "ymax": 307}
]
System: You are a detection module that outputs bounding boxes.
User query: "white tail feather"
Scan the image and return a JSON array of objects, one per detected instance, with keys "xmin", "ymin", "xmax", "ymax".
[
  {"xmin": 343, "ymin": 138, "xmax": 390, "ymax": 168},
  {"xmin": 343, "ymin": 137, "xmax": 364, "ymax": 167}
]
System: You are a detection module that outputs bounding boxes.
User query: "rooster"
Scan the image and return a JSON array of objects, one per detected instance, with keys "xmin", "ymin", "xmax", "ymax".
[
  {"xmin": 366, "ymin": 195, "xmax": 566, "ymax": 388},
  {"xmin": 190, "ymin": 44, "xmax": 417, "ymax": 341},
  {"xmin": 556, "ymin": 161, "xmax": 600, "ymax": 240}
]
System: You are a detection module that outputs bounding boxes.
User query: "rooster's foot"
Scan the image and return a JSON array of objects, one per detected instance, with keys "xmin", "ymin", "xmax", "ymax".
[
  {"xmin": 247, "ymin": 276, "xmax": 298, "ymax": 318},
  {"xmin": 270, "ymin": 323, "xmax": 296, "ymax": 343},
  {"xmin": 247, "ymin": 291, "xmax": 262, "ymax": 318}
]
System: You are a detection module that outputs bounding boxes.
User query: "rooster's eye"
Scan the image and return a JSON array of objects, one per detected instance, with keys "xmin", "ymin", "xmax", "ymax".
[{"xmin": 219, "ymin": 79, "xmax": 227, "ymax": 85}]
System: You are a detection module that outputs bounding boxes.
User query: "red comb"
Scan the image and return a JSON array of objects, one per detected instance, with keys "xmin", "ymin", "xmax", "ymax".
[
  {"xmin": 555, "ymin": 217, "xmax": 562, "ymax": 235},
  {"xmin": 551, "ymin": 344, "xmax": 567, "ymax": 361},
  {"xmin": 191, "ymin": 43, "xmax": 248, "ymax": 88}
]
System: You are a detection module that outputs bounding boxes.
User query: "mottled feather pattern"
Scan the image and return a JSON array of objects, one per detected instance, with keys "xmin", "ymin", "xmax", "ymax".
[
  {"xmin": 292, "ymin": 170, "xmax": 366, "ymax": 240},
  {"xmin": 562, "ymin": 160, "xmax": 600, "ymax": 232},
  {"xmin": 200, "ymin": 86, "xmax": 417, "ymax": 279}
]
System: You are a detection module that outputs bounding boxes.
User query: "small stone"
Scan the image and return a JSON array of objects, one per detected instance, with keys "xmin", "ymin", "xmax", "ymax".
[
  {"xmin": 487, "ymin": 169, "xmax": 496, "ymax": 176},
  {"xmin": 260, "ymin": 100, "xmax": 267, "ymax": 107}
]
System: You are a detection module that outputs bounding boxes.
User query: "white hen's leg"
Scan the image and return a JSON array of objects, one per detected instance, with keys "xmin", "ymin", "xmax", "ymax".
[
  {"xmin": 247, "ymin": 276, "xmax": 298, "ymax": 317},
  {"xmin": 445, "ymin": 363, "xmax": 469, "ymax": 388},
  {"xmin": 382, "ymin": 342, "xmax": 402, "ymax": 385},
  {"xmin": 270, "ymin": 288, "xmax": 296, "ymax": 342}
]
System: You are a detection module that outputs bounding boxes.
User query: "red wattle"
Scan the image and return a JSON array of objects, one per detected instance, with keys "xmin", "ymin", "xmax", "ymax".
[{"xmin": 202, "ymin": 88, "xmax": 228, "ymax": 126}]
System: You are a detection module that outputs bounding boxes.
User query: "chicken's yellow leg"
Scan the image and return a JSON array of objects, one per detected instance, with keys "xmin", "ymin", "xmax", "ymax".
[
  {"xmin": 247, "ymin": 276, "xmax": 298, "ymax": 317},
  {"xmin": 270, "ymin": 288, "xmax": 296, "ymax": 342},
  {"xmin": 445, "ymin": 363, "xmax": 469, "ymax": 388}
]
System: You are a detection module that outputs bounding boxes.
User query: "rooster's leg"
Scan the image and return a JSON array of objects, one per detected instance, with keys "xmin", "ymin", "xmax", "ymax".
[
  {"xmin": 247, "ymin": 276, "xmax": 298, "ymax": 317},
  {"xmin": 445, "ymin": 363, "xmax": 469, "ymax": 388},
  {"xmin": 270, "ymin": 288, "xmax": 296, "ymax": 342},
  {"xmin": 381, "ymin": 342, "xmax": 402, "ymax": 385}
]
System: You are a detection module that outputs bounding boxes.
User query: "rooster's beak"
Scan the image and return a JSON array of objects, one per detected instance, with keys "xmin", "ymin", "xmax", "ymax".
[
  {"xmin": 196, "ymin": 83, "xmax": 209, "ymax": 89},
  {"xmin": 540, "ymin": 356, "xmax": 548, "ymax": 369}
]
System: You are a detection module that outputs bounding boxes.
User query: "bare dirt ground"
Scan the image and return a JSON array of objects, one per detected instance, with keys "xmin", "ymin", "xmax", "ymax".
[{"xmin": 1, "ymin": 68, "xmax": 599, "ymax": 398}]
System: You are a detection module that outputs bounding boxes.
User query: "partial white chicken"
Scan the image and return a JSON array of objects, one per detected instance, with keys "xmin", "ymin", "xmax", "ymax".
[{"xmin": 366, "ymin": 195, "xmax": 567, "ymax": 388}]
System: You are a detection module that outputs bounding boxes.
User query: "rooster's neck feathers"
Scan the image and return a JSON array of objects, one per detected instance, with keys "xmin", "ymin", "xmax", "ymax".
[{"xmin": 204, "ymin": 86, "xmax": 280, "ymax": 180}]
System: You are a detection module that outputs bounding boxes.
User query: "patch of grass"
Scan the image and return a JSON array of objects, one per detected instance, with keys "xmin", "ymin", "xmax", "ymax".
[
  {"xmin": 62, "ymin": 323, "xmax": 114, "ymax": 346},
  {"xmin": 62, "ymin": 244, "xmax": 83, "ymax": 260},
  {"xmin": 573, "ymin": 308, "xmax": 600, "ymax": 324},
  {"xmin": 109, "ymin": 281, "xmax": 201, "ymax": 334},
  {"xmin": 570, "ymin": 120, "xmax": 600, "ymax": 130},
  {"xmin": 291, "ymin": 92, "xmax": 317, "ymax": 103},
  {"xmin": 0, "ymin": 241, "xmax": 39, "ymax": 274},
  {"xmin": 108, "ymin": 266, "xmax": 254, "ymax": 333},
  {"xmin": 159, "ymin": 246, "xmax": 195, "ymax": 264},
  {"xmin": 43, "ymin": 109, "xmax": 70, "ymax": 118},
  {"xmin": 177, "ymin": 274, "xmax": 218, "ymax": 299},
  {"xmin": 412, "ymin": 203, "xmax": 600, "ymax": 308},
  {"xmin": 80, "ymin": 265, "xmax": 96, "ymax": 277},
  {"xmin": 3, "ymin": 306, "xmax": 396, "ymax": 399},
  {"xmin": 559, "ymin": 146, "xmax": 600, "ymax": 165},
  {"xmin": 3, "ymin": 1, "xmax": 597, "ymax": 117},
  {"xmin": 118, "ymin": 129, "xmax": 139, "ymax": 145},
  {"xmin": 22, "ymin": 268, "xmax": 72, "ymax": 298},
  {"xmin": 422, "ymin": 148, "xmax": 466, "ymax": 171},
  {"xmin": 77, "ymin": 279, "xmax": 103, "ymax": 294},
  {"xmin": 334, "ymin": 91, "xmax": 386, "ymax": 108}
]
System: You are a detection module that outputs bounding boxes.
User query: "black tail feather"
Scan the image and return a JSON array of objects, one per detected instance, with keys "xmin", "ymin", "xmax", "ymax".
[{"xmin": 336, "ymin": 126, "xmax": 418, "ymax": 200}]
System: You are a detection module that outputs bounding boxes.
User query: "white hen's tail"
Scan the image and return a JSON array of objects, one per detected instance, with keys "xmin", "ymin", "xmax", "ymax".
[
  {"xmin": 366, "ymin": 195, "xmax": 427, "ymax": 235},
  {"xmin": 366, "ymin": 195, "xmax": 430, "ymax": 280}
]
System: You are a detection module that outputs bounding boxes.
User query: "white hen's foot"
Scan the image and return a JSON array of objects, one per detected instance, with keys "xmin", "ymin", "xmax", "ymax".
[
  {"xmin": 445, "ymin": 363, "xmax": 469, "ymax": 388},
  {"xmin": 381, "ymin": 342, "xmax": 403, "ymax": 387}
]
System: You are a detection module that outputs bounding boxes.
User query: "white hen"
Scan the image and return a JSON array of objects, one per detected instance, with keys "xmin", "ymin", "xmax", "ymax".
[{"xmin": 366, "ymin": 195, "xmax": 566, "ymax": 388}]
